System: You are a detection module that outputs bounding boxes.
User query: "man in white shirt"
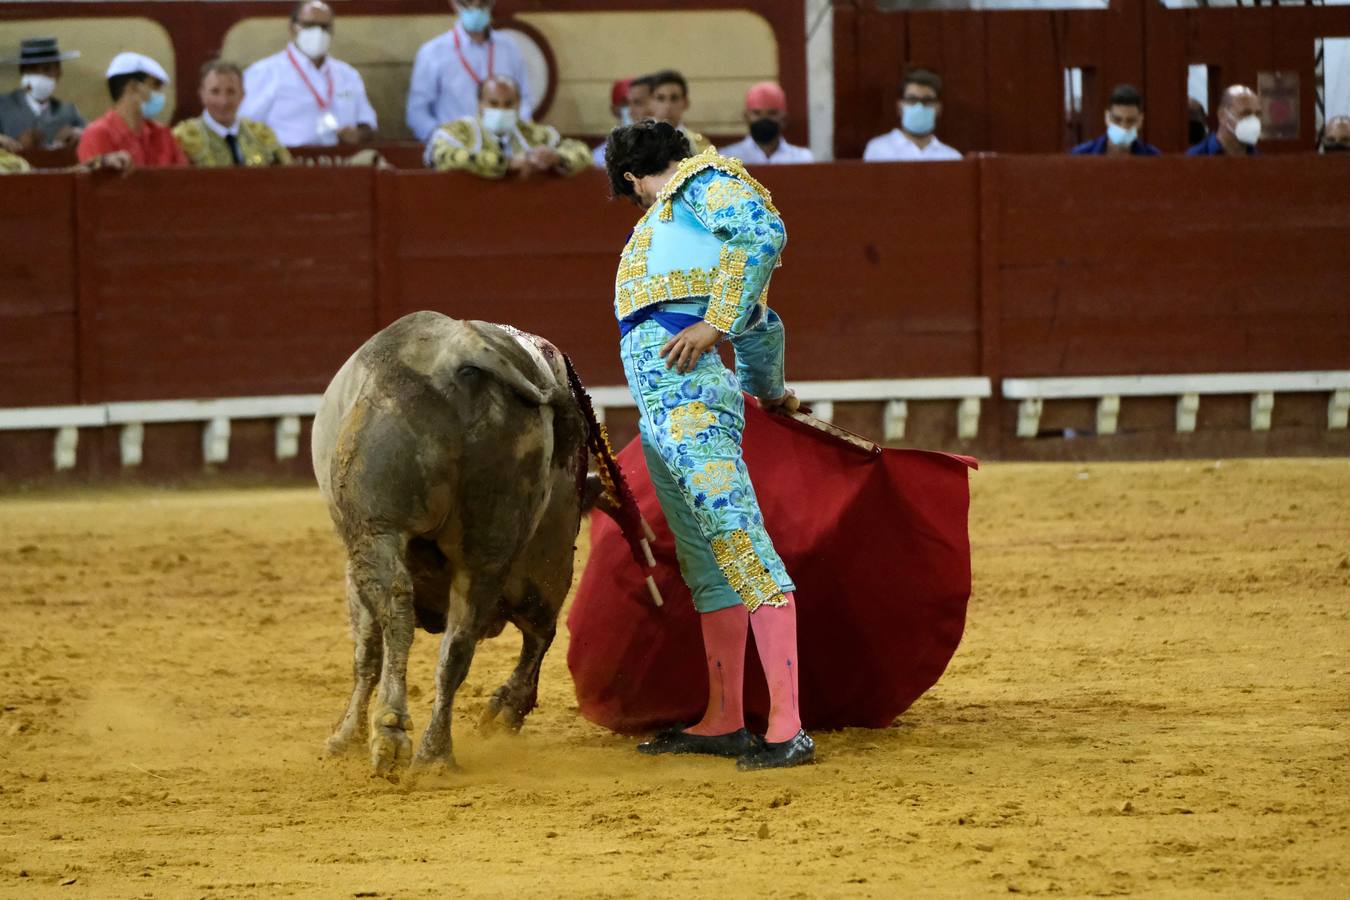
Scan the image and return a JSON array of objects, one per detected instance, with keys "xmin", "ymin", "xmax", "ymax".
[
  {"xmin": 719, "ymin": 81, "xmax": 813, "ymax": 165},
  {"xmin": 406, "ymin": 0, "xmax": 534, "ymax": 144},
  {"xmin": 863, "ymin": 68, "xmax": 962, "ymax": 162},
  {"xmin": 239, "ymin": 1, "xmax": 377, "ymax": 147}
]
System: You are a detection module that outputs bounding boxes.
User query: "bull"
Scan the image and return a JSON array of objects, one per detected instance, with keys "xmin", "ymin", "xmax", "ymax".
[{"xmin": 311, "ymin": 311, "xmax": 643, "ymax": 778}]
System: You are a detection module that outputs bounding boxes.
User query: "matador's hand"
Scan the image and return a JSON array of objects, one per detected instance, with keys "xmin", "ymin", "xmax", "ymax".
[
  {"xmin": 660, "ymin": 321, "xmax": 723, "ymax": 374},
  {"xmin": 760, "ymin": 389, "xmax": 800, "ymax": 415}
]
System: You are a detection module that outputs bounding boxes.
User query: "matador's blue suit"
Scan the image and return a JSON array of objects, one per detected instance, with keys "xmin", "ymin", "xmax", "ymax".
[{"xmin": 615, "ymin": 148, "xmax": 792, "ymax": 614}]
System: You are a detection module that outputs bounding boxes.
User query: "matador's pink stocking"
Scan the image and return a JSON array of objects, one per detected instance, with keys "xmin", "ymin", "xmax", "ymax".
[
  {"xmin": 685, "ymin": 604, "xmax": 749, "ymax": 736},
  {"xmin": 750, "ymin": 592, "xmax": 802, "ymax": 743}
]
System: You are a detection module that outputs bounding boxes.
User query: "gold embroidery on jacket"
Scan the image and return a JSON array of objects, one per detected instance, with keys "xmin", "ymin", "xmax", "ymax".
[
  {"xmin": 615, "ymin": 267, "xmax": 717, "ymax": 318},
  {"xmin": 703, "ymin": 246, "xmax": 748, "ymax": 332},
  {"xmin": 655, "ymin": 146, "xmax": 779, "ymax": 222}
]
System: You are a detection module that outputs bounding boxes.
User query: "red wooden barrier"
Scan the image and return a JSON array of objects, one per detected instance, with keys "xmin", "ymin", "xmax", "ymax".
[
  {"xmin": 0, "ymin": 174, "xmax": 78, "ymax": 407},
  {"xmin": 989, "ymin": 154, "xmax": 1350, "ymax": 379},
  {"xmin": 2, "ymin": 156, "xmax": 1349, "ymax": 479},
  {"xmin": 76, "ymin": 167, "xmax": 377, "ymax": 402}
]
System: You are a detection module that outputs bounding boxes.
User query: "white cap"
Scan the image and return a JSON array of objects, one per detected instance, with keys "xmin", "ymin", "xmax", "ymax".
[{"xmin": 105, "ymin": 52, "xmax": 171, "ymax": 85}]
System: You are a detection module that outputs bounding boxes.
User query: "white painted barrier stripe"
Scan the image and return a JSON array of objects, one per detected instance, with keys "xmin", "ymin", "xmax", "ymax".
[{"xmin": 1003, "ymin": 371, "xmax": 1350, "ymax": 400}]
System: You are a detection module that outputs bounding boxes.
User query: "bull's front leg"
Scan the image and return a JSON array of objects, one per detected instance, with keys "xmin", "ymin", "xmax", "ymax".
[
  {"xmin": 413, "ymin": 572, "xmax": 493, "ymax": 774},
  {"xmin": 350, "ymin": 532, "xmax": 416, "ymax": 779},
  {"xmin": 326, "ymin": 567, "xmax": 383, "ymax": 756},
  {"xmin": 482, "ymin": 598, "xmax": 557, "ymax": 733}
]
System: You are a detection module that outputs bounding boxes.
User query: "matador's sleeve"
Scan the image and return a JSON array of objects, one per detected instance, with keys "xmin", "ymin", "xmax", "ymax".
[
  {"xmin": 731, "ymin": 308, "xmax": 786, "ymax": 401},
  {"xmin": 256, "ymin": 122, "xmax": 293, "ymax": 165},
  {"xmin": 554, "ymin": 136, "xmax": 594, "ymax": 177},
  {"xmin": 520, "ymin": 121, "xmax": 592, "ymax": 177},
  {"xmin": 681, "ymin": 170, "xmax": 787, "ymax": 336},
  {"xmin": 429, "ymin": 119, "xmax": 508, "ymax": 178}
]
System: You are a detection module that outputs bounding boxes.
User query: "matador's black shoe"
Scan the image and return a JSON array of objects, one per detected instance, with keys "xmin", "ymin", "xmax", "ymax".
[
  {"xmin": 636, "ymin": 727, "xmax": 763, "ymax": 758},
  {"xmin": 736, "ymin": 730, "xmax": 816, "ymax": 771}
]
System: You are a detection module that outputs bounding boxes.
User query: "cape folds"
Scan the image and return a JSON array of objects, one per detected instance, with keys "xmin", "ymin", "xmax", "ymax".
[{"xmin": 567, "ymin": 399, "xmax": 977, "ymax": 733}]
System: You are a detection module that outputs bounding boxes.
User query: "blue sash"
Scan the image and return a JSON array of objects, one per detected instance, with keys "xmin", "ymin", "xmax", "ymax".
[{"xmin": 618, "ymin": 307, "xmax": 703, "ymax": 339}]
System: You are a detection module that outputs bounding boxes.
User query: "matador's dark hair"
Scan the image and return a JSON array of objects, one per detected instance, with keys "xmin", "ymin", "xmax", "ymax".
[{"xmin": 604, "ymin": 120, "xmax": 692, "ymax": 200}]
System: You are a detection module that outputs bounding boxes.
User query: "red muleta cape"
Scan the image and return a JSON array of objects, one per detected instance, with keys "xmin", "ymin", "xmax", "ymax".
[{"xmin": 567, "ymin": 400, "xmax": 976, "ymax": 734}]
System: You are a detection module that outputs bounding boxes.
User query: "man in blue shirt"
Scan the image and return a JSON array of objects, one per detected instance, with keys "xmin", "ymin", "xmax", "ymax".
[
  {"xmin": 1070, "ymin": 84, "xmax": 1160, "ymax": 156},
  {"xmin": 405, "ymin": 0, "xmax": 533, "ymax": 143},
  {"xmin": 1188, "ymin": 84, "xmax": 1261, "ymax": 156}
]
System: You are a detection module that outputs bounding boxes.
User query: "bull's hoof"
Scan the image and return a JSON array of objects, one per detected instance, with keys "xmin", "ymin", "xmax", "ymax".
[
  {"xmin": 408, "ymin": 755, "xmax": 461, "ymax": 788},
  {"xmin": 479, "ymin": 687, "xmax": 529, "ymax": 733},
  {"xmin": 369, "ymin": 708, "xmax": 413, "ymax": 780},
  {"xmin": 324, "ymin": 730, "xmax": 366, "ymax": 758}
]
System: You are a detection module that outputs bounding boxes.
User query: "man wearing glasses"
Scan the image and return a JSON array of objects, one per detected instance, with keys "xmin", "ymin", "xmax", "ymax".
[
  {"xmin": 862, "ymin": 68, "xmax": 962, "ymax": 162},
  {"xmin": 240, "ymin": 0, "xmax": 377, "ymax": 147}
]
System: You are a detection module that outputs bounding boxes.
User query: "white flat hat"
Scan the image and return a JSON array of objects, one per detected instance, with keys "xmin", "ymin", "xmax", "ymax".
[{"xmin": 105, "ymin": 51, "xmax": 170, "ymax": 84}]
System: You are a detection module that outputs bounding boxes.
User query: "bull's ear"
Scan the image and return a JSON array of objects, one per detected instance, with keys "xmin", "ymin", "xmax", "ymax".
[{"xmin": 581, "ymin": 472, "xmax": 607, "ymax": 513}]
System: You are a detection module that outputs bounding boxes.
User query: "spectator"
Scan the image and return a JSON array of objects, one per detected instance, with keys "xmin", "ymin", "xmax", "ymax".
[
  {"xmin": 426, "ymin": 75, "xmax": 590, "ymax": 179},
  {"xmin": 1188, "ymin": 98, "xmax": 1209, "ymax": 147},
  {"xmin": 407, "ymin": 0, "xmax": 533, "ymax": 143},
  {"xmin": 720, "ymin": 81, "xmax": 813, "ymax": 165},
  {"xmin": 648, "ymin": 69, "xmax": 713, "ymax": 154},
  {"xmin": 0, "ymin": 37, "xmax": 85, "ymax": 151},
  {"xmin": 240, "ymin": 1, "xmax": 376, "ymax": 148},
  {"xmin": 77, "ymin": 52, "xmax": 186, "ymax": 166},
  {"xmin": 863, "ymin": 68, "xmax": 961, "ymax": 162},
  {"xmin": 593, "ymin": 77, "xmax": 651, "ymax": 167},
  {"xmin": 1187, "ymin": 84, "xmax": 1261, "ymax": 156},
  {"xmin": 1320, "ymin": 115, "xmax": 1350, "ymax": 153},
  {"xmin": 174, "ymin": 61, "xmax": 292, "ymax": 167},
  {"xmin": 1070, "ymin": 84, "xmax": 1160, "ymax": 156},
  {"xmin": 627, "ymin": 74, "xmax": 655, "ymax": 123}
]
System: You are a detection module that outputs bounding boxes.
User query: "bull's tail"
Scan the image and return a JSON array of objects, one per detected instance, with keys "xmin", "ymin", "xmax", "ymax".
[{"xmin": 563, "ymin": 356, "xmax": 662, "ymax": 607}]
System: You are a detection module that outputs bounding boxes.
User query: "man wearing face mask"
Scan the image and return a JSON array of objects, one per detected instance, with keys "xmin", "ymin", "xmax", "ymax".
[
  {"xmin": 863, "ymin": 68, "xmax": 961, "ymax": 162},
  {"xmin": 1320, "ymin": 115, "xmax": 1350, "ymax": 154},
  {"xmin": 1070, "ymin": 84, "xmax": 1161, "ymax": 156},
  {"xmin": 174, "ymin": 61, "xmax": 292, "ymax": 167},
  {"xmin": 592, "ymin": 77, "xmax": 654, "ymax": 168},
  {"xmin": 240, "ymin": 1, "xmax": 377, "ymax": 148},
  {"xmin": 720, "ymin": 81, "xmax": 813, "ymax": 166},
  {"xmin": 407, "ymin": 0, "xmax": 534, "ymax": 144},
  {"xmin": 77, "ymin": 52, "xmax": 186, "ymax": 167},
  {"xmin": 1187, "ymin": 84, "xmax": 1261, "ymax": 156},
  {"xmin": 426, "ymin": 74, "xmax": 590, "ymax": 179},
  {"xmin": 0, "ymin": 37, "xmax": 86, "ymax": 152}
]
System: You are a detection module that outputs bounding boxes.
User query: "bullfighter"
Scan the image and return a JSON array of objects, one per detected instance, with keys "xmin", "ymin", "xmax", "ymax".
[{"xmin": 603, "ymin": 123, "xmax": 814, "ymax": 770}]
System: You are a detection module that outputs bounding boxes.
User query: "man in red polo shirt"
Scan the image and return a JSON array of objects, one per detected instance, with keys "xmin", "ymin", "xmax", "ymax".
[{"xmin": 77, "ymin": 52, "xmax": 186, "ymax": 166}]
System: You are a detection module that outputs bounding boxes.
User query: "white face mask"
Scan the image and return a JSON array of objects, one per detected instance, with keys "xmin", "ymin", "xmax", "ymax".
[
  {"xmin": 295, "ymin": 26, "xmax": 331, "ymax": 61},
  {"xmin": 1233, "ymin": 114, "xmax": 1262, "ymax": 146},
  {"xmin": 21, "ymin": 73, "xmax": 57, "ymax": 103},
  {"xmin": 481, "ymin": 106, "xmax": 517, "ymax": 136}
]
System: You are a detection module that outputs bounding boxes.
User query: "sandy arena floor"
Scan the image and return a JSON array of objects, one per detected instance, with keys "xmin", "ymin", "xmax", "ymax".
[{"xmin": 1, "ymin": 459, "xmax": 1347, "ymax": 898}]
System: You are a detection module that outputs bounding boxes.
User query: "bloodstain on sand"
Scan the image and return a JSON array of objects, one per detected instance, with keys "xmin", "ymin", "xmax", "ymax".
[{"xmin": 1, "ymin": 459, "xmax": 1347, "ymax": 897}]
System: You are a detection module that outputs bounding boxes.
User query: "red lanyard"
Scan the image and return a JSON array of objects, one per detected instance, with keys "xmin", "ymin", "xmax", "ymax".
[
  {"xmin": 285, "ymin": 46, "xmax": 334, "ymax": 111},
  {"xmin": 452, "ymin": 28, "xmax": 493, "ymax": 85}
]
